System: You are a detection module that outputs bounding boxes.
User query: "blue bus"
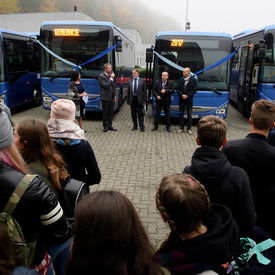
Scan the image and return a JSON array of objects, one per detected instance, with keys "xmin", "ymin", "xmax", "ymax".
[
  {"xmin": 0, "ymin": 29, "xmax": 41, "ymax": 108},
  {"xmin": 146, "ymin": 31, "xmax": 234, "ymax": 119},
  {"xmin": 230, "ymin": 25, "xmax": 275, "ymax": 117},
  {"xmin": 39, "ymin": 21, "xmax": 135, "ymax": 111}
]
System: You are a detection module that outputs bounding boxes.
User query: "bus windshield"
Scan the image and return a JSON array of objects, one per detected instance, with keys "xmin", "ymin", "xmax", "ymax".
[
  {"xmin": 0, "ymin": 38, "xmax": 7, "ymax": 82},
  {"xmin": 155, "ymin": 35, "xmax": 232, "ymax": 91},
  {"xmin": 260, "ymin": 30, "xmax": 275, "ymax": 83},
  {"xmin": 40, "ymin": 25, "xmax": 113, "ymax": 79}
]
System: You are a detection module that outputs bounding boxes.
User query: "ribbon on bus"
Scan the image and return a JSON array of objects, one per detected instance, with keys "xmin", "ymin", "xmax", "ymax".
[
  {"xmin": 34, "ymin": 38, "xmax": 123, "ymax": 70},
  {"xmin": 153, "ymin": 47, "xmax": 239, "ymax": 76}
]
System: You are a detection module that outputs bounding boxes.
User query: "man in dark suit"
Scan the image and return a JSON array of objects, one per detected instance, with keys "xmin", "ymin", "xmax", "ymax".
[
  {"xmin": 98, "ymin": 63, "xmax": 117, "ymax": 132},
  {"xmin": 127, "ymin": 69, "xmax": 147, "ymax": 132},
  {"xmin": 177, "ymin": 67, "xmax": 197, "ymax": 135},
  {"xmin": 223, "ymin": 99, "xmax": 275, "ymax": 238},
  {"xmin": 151, "ymin": 71, "xmax": 175, "ymax": 132}
]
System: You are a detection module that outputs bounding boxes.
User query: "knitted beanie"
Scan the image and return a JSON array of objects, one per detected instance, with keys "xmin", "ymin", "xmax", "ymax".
[
  {"xmin": 0, "ymin": 105, "xmax": 13, "ymax": 149},
  {"xmin": 0, "ymin": 103, "xmax": 11, "ymax": 119},
  {"xmin": 50, "ymin": 99, "xmax": 76, "ymax": 121}
]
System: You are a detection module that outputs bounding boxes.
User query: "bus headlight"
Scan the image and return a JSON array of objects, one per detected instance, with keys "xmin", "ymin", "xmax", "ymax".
[
  {"xmin": 216, "ymin": 104, "xmax": 228, "ymax": 115},
  {"xmin": 42, "ymin": 92, "xmax": 53, "ymax": 107}
]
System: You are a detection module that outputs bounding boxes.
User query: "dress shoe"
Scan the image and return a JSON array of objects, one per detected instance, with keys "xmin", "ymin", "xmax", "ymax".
[
  {"xmin": 151, "ymin": 127, "xmax": 158, "ymax": 131},
  {"xmin": 188, "ymin": 130, "xmax": 192, "ymax": 135},
  {"xmin": 166, "ymin": 128, "xmax": 171, "ymax": 132},
  {"xmin": 177, "ymin": 129, "xmax": 183, "ymax": 133},
  {"xmin": 108, "ymin": 126, "xmax": 117, "ymax": 131},
  {"xmin": 140, "ymin": 128, "xmax": 145, "ymax": 132},
  {"xmin": 103, "ymin": 127, "xmax": 108, "ymax": 132},
  {"xmin": 132, "ymin": 127, "xmax": 137, "ymax": 131}
]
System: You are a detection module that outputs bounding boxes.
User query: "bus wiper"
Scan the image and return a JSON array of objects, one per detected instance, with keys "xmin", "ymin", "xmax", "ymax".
[
  {"xmin": 208, "ymin": 87, "xmax": 222, "ymax": 95},
  {"xmin": 49, "ymin": 71, "xmax": 63, "ymax": 82}
]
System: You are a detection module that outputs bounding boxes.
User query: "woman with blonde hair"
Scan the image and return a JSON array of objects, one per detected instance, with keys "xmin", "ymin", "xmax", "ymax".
[{"xmin": 155, "ymin": 173, "xmax": 239, "ymax": 275}]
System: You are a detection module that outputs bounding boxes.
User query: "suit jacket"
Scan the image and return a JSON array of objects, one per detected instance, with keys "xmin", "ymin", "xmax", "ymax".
[
  {"xmin": 178, "ymin": 76, "xmax": 197, "ymax": 107},
  {"xmin": 152, "ymin": 79, "xmax": 175, "ymax": 106},
  {"xmin": 98, "ymin": 72, "xmax": 114, "ymax": 101},
  {"xmin": 127, "ymin": 77, "xmax": 147, "ymax": 105},
  {"xmin": 223, "ymin": 133, "xmax": 275, "ymax": 237}
]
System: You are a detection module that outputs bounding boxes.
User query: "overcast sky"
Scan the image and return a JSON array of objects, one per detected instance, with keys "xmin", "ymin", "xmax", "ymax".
[{"xmin": 138, "ymin": 0, "xmax": 275, "ymax": 36}]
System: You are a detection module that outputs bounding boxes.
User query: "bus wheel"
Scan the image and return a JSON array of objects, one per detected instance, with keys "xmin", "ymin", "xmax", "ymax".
[{"xmin": 32, "ymin": 87, "xmax": 42, "ymax": 107}]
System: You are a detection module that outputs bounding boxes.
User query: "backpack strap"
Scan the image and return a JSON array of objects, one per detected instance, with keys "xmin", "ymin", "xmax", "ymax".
[{"xmin": 4, "ymin": 174, "xmax": 37, "ymax": 215}]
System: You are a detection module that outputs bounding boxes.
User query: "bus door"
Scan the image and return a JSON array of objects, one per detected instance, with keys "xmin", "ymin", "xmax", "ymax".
[{"xmin": 237, "ymin": 46, "xmax": 249, "ymax": 116}]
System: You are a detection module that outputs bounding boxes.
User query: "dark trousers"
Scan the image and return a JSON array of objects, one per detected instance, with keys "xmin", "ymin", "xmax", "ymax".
[
  {"xmin": 179, "ymin": 105, "xmax": 192, "ymax": 130},
  {"xmin": 154, "ymin": 104, "xmax": 170, "ymax": 129},
  {"xmin": 131, "ymin": 96, "xmax": 144, "ymax": 129},
  {"xmin": 102, "ymin": 100, "xmax": 113, "ymax": 128}
]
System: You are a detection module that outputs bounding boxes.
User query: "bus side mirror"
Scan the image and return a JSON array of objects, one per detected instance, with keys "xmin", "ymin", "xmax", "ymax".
[
  {"xmin": 5, "ymin": 40, "xmax": 13, "ymax": 55},
  {"xmin": 146, "ymin": 48, "xmax": 153, "ymax": 63},
  {"xmin": 233, "ymin": 52, "xmax": 239, "ymax": 63},
  {"xmin": 115, "ymin": 35, "xmax": 122, "ymax": 52},
  {"xmin": 259, "ymin": 40, "xmax": 267, "ymax": 59}
]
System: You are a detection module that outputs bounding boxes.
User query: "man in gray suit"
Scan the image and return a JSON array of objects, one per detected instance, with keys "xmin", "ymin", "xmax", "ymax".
[
  {"xmin": 127, "ymin": 69, "xmax": 147, "ymax": 132},
  {"xmin": 98, "ymin": 63, "xmax": 117, "ymax": 132}
]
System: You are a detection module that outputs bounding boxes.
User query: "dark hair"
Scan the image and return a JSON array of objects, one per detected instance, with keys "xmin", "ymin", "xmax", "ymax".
[
  {"xmin": 197, "ymin": 115, "xmax": 227, "ymax": 148},
  {"xmin": 251, "ymin": 99, "xmax": 275, "ymax": 130},
  {"xmin": 0, "ymin": 227, "xmax": 15, "ymax": 275},
  {"xmin": 16, "ymin": 119, "xmax": 68, "ymax": 190},
  {"xmin": 70, "ymin": 71, "xmax": 80, "ymax": 82},
  {"xmin": 156, "ymin": 173, "xmax": 210, "ymax": 236},
  {"xmin": 67, "ymin": 190, "xmax": 162, "ymax": 275}
]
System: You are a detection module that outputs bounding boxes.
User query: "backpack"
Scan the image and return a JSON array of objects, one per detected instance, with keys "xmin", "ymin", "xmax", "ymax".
[
  {"xmin": 29, "ymin": 168, "xmax": 88, "ymax": 224},
  {"xmin": 0, "ymin": 174, "xmax": 37, "ymax": 267}
]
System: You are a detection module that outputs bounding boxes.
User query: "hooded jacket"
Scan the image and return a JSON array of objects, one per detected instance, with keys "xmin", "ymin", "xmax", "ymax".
[
  {"xmin": 184, "ymin": 146, "xmax": 256, "ymax": 236},
  {"xmin": 156, "ymin": 204, "xmax": 239, "ymax": 274}
]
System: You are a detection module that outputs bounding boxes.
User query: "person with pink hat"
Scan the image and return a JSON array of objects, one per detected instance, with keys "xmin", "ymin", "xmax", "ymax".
[{"xmin": 48, "ymin": 99, "xmax": 101, "ymax": 192}]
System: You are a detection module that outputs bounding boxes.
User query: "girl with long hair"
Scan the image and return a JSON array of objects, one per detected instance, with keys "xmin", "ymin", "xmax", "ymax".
[
  {"xmin": 13, "ymin": 119, "xmax": 71, "ymax": 275},
  {"xmin": 67, "ymin": 190, "xmax": 163, "ymax": 275},
  {"xmin": 155, "ymin": 173, "xmax": 239, "ymax": 275}
]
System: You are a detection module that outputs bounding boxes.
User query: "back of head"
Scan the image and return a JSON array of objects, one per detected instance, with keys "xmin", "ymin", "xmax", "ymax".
[
  {"xmin": 251, "ymin": 99, "xmax": 275, "ymax": 130},
  {"xmin": 197, "ymin": 115, "xmax": 227, "ymax": 148},
  {"xmin": 156, "ymin": 173, "xmax": 210, "ymax": 236},
  {"xmin": 16, "ymin": 119, "xmax": 52, "ymax": 164},
  {"xmin": 68, "ymin": 190, "xmax": 160, "ymax": 275},
  {"xmin": 0, "ymin": 105, "xmax": 13, "ymax": 150},
  {"xmin": 50, "ymin": 99, "xmax": 76, "ymax": 121}
]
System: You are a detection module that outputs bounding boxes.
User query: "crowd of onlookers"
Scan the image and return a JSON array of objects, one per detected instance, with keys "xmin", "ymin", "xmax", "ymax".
[{"xmin": 1, "ymin": 98, "xmax": 275, "ymax": 275}]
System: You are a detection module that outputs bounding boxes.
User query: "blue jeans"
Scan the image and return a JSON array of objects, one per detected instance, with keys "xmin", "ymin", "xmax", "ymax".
[{"xmin": 47, "ymin": 238, "xmax": 72, "ymax": 275}]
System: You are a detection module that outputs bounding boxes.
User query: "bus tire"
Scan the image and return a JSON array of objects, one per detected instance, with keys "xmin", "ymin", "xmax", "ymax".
[{"xmin": 32, "ymin": 86, "xmax": 42, "ymax": 107}]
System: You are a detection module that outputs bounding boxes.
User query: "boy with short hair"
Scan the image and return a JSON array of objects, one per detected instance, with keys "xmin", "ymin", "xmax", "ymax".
[{"xmin": 184, "ymin": 115, "xmax": 256, "ymax": 236}]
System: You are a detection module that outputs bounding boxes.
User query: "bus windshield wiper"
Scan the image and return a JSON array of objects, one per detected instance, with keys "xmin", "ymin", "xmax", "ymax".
[
  {"xmin": 208, "ymin": 87, "xmax": 222, "ymax": 95},
  {"xmin": 49, "ymin": 71, "xmax": 64, "ymax": 82}
]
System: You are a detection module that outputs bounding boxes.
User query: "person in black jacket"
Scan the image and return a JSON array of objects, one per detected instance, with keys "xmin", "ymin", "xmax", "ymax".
[
  {"xmin": 127, "ymin": 69, "xmax": 147, "ymax": 132},
  {"xmin": 177, "ymin": 67, "xmax": 197, "ymax": 135},
  {"xmin": 0, "ymin": 106, "xmax": 70, "ymax": 274},
  {"xmin": 184, "ymin": 115, "xmax": 256, "ymax": 236},
  {"xmin": 155, "ymin": 173, "xmax": 239, "ymax": 274},
  {"xmin": 48, "ymin": 99, "xmax": 101, "ymax": 193},
  {"xmin": 151, "ymin": 71, "xmax": 175, "ymax": 132},
  {"xmin": 223, "ymin": 99, "xmax": 275, "ymax": 239}
]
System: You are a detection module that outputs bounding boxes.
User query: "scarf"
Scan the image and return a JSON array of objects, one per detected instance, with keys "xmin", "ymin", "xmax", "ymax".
[{"xmin": 48, "ymin": 118, "xmax": 85, "ymax": 140}]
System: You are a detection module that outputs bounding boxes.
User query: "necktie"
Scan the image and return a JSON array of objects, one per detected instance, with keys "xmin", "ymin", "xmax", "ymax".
[
  {"xmin": 162, "ymin": 82, "xmax": 165, "ymax": 89},
  {"xmin": 134, "ymin": 79, "xmax": 137, "ymax": 95}
]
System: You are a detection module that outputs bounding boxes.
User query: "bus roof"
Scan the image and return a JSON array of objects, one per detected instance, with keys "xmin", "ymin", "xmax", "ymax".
[
  {"xmin": 156, "ymin": 31, "xmax": 232, "ymax": 39},
  {"xmin": 0, "ymin": 28, "xmax": 35, "ymax": 38},
  {"xmin": 41, "ymin": 21, "xmax": 117, "ymax": 29},
  {"xmin": 233, "ymin": 25, "xmax": 275, "ymax": 39}
]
